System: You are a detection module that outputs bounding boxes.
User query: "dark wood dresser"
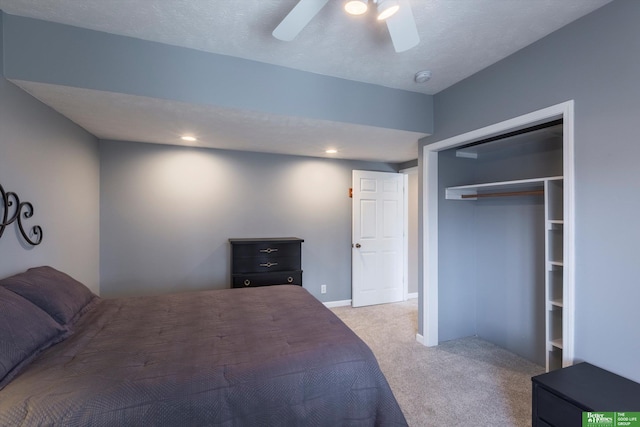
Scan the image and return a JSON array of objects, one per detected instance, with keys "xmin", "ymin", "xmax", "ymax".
[
  {"xmin": 229, "ymin": 237, "xmax": 303, "ymax": 288},
  {"xmin": 532, "ymin": 362, "xmax": 640, "ymax": 426}
]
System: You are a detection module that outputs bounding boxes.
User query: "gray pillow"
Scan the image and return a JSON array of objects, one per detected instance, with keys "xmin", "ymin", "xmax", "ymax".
[
  {"xmin": 0, "ymin": 266, "xmax": 97, "ymax": 327},
  {"xmin": 0, "ymin": 287, "xmax": 68, "ymax": 390}
]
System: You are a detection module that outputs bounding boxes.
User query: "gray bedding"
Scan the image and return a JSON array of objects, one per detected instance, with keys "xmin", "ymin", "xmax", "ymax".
[{"xmin": 0, "ymin": 285, "xmax": 407, "ymax": 426}]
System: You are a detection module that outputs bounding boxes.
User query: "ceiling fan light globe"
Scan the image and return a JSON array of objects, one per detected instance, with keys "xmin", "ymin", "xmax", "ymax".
[
  {"xmin": 377, "ymin": 0, "xmax": 399, "ymax": 20},
  {"xmin": 344, "ymin": 0, "xmax": 368, "ymax": 15}
]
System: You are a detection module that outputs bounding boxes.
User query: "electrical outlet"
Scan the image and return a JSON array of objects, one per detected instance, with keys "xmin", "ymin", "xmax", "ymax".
[{"xmin": 321, "ymin": 284, "xmax": 327, "ymax": 294}]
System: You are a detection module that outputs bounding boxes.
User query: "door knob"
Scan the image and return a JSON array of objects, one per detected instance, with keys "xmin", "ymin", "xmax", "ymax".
[{"xmin": 355, "ymin": 243, "xmax": 361, "ymax": 248}]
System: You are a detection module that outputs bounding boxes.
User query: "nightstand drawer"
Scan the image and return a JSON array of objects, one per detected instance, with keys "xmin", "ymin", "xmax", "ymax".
[{"xmin": 536, "ymin": 386, "xmax": 582, "ymax": 426}]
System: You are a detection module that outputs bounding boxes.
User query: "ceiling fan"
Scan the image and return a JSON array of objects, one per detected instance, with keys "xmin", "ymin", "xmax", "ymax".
[{"xmin": 272, "ymin": 0, "xmax": 420, "ymax": 53}]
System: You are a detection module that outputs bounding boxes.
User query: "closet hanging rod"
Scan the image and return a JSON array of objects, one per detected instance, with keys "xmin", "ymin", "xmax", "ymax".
[{"xmin": 461, "ymin": 189, "xmax": 544, "ymax": 199}]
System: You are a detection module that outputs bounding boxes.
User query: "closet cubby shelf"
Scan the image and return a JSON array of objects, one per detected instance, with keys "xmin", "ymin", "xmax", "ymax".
[
  {"xmin": 550, "ymin": 339, "xmax": 564, "ymax": 350},
  {"xmin": 550, "ymin": 298, "xmax": 563, "ymax": 308},
  {"xmin": 445, "ymin": 176, "xmax": 564, "ymax": 200}
]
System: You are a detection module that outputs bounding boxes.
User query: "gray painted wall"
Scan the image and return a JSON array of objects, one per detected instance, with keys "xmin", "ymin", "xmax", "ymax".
[
  {"xmin": 421, "ymin": 0, "xmax": 640, "ymax": 381},
  {"xmin": 0, "ymin": 15, "xmax": 100, "ymax": 291},
  {"xmin": 474, "ymin": 195, "xmax": 546, "ymax": 366},
  {"xmin": 99, "ymin": 139, "xmax": 396, "ymax": 301},
  {"xmin": 436, "ymin": 150, "xmax": 478, "ymax": 341}
]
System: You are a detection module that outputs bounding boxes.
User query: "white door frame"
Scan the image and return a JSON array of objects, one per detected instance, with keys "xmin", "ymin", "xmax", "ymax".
[{"xmin": 420, "ymin": 100, "xmax": 575, "ymax": 367}]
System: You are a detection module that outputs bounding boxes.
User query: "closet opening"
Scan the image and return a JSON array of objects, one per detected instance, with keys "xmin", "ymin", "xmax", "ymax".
[{"xmin": 421, "ymin": 102, "xmax": 574, "ymax": 372}]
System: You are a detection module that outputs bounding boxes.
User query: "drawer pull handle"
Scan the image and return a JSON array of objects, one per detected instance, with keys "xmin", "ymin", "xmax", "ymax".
[
  {"xmin": 287, "ymin": 276, "xmax": 294, "ymax": 283},
  {"xmin": 243, "ymin": 279, "xmax": 251, "ymax": 286},
  {"xmin": 260, "ymin": 262, "xmax": 278, "ymax": 268},
  {"xmin": 260, "ymin": 248, "xmax": 278, "ymax": 254}
]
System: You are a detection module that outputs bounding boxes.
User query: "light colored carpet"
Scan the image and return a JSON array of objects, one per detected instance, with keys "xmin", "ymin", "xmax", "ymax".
[{"xmin": 331, "ymin": 300, "xmax": 545, "ymax": 427}]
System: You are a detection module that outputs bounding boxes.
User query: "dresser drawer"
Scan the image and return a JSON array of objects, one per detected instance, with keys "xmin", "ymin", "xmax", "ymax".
[
  {"xmin": 232, "ymin": 241, "xmax": 301, "ymax": 259},
  {"xmin": 232, "ymin": 271, "xmax": 302, "ymax": 288},
  {"xmin": 232, "ymin": 255, "xmax": 301, "ymax": 273},
  {"xmin": 535, "ymin": 385, "xmax": 583, "ymax": 427}
]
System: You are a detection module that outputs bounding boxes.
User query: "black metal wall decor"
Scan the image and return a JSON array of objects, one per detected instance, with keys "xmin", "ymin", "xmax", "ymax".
[{"xmin": 0, "ymin": 183, "xmax": 43, "ymax": 246}]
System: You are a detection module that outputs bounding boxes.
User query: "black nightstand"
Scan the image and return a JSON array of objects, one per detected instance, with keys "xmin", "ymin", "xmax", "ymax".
[
  {"xmin": 229, "ymin": 237, "xmax": 303, "ymax": 288},
  {"xmin": 532, "ymin": 362, "xmax": 640, "ymax": 426}
]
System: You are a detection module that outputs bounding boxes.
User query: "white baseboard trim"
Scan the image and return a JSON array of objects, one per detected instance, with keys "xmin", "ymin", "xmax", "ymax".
[
  {"xmin": 324, "ymin": 299, "xmax": 352, "ymax": 308},
  {"xmin": 406, "ymin": 292, "xmax": 418, "ymax": 300},
  {"xmin": 416, "ymin": 333, "xmax": 425, "ymax": 345}
]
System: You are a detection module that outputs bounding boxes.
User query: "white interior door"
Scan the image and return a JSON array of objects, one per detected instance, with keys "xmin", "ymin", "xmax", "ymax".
[{"xmin": 352, "ymin": 170, "xmax": 404, "ymax": 307}]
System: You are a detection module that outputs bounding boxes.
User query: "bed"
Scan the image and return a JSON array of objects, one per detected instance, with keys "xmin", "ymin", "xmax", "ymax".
[{"xmin": 0, "ymin": 266, "xmax": 407, "ymax": 426}]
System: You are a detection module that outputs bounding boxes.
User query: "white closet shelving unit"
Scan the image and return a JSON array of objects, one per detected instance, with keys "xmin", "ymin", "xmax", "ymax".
[
  {"xmin": 544, "ymin": 177, "xmax": 565, "ymax": 371},
  {"xmin": 446, "ymin": 175, "xmax": 568, "ymax": 372}
]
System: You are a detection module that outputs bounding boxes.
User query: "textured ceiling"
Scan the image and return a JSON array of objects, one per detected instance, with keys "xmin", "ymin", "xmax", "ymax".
[{"xmin": 0, "ymin": 0, "xmax": 613, "ymax": 162}]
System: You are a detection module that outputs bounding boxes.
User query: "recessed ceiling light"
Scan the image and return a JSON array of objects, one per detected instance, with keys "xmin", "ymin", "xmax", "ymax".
[
  {"xmin": 344, "ymin": 0, "xmax": 368, "ymax": 15},
  {"xmin": 325, "ymin": 149, "xmax": 338, "ymax": 154},
  {"xmin": 181, "ymin": 135, "xmax": 197, "ymax": 142},
  {"xmin": 414, "ymin": 70, "xmax": 432, "ymax": 83}
]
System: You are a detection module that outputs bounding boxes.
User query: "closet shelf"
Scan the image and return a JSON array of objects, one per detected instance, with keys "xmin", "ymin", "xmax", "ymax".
[
  {"xmin": 547, "ymin": 220, "xmax": 564, "ymax": 231},
  {"xmin": 550, "ymin": 339, "xmax": 564, "ymax": 350},
  {"xmin": 550, "ymin": 299, "xmax": 563, "ymax": 308},
  {"xmin": 445, "ymin": 176, "xmax": 563, "ymax": 200}
]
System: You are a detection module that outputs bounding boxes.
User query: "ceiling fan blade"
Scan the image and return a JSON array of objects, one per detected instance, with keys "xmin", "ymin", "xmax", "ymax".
[
  {"xmin": 385, "ymin": 0, "xmax": 420, "ymax": 53},
  {"xmin": 272, "ymin": 0, "xmax": 331, "ymax": 41}
]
